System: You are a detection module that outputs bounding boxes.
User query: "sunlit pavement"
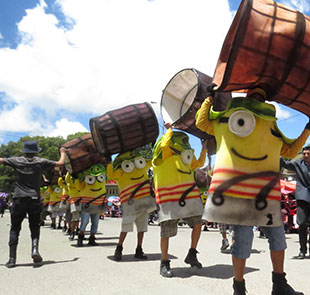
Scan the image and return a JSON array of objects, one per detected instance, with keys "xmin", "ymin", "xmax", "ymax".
[{"xmin": 0, "ymin": 211, "xmax": 308, "ymax": 295}]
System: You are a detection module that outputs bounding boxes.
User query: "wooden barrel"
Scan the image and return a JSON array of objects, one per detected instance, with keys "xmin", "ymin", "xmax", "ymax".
[
  {"xmin": 90, "ymin": 102, "xmax": 159, "ymax": 156},
  {"xmin": 161, "ymin": 68, "xmax": 230, "ymax": 154},
  {"xmin": 213, "ymin": 0, "xmax": 310, "ymax": 116},
  {"xmin": 41, "ymin": 167, "xmax": 61, "ymax": 185},
  {"xmin": 62, "ymin": 133, "xmax": 106, "ymax": 175}
]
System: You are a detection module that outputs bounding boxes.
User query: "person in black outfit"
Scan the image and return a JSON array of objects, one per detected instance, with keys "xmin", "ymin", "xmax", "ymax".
[
  {"xmin": 280, "ymin": 146, "xmax": 310, "ymax": 259},
  {"xmin": 0, "ymin": 141, "xmax": 66, "ymax": 268}
]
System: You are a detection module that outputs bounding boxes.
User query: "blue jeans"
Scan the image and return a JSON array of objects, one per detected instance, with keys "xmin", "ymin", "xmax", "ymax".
[
  {"xmin": 79, "ymin": 212, "xmax": 99, "ymax": 234},
  {"xmin": 231, "ymin": 225, "xmax": 287, "ymax": 259}
]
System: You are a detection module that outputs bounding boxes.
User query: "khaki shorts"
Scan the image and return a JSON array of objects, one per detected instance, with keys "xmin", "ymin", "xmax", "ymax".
[
  {"xmin": 160, "ymin": 215, "xmax": 202, "ymax": 238},
  {"xmin": 121, "ymin": 211, "xmax": 148, "ymax": 233},
  {"xmin": 51, "ymin": 211, "xmax": 64, "ymax": 218},
  {"xmin": 71, "ymin": 211, "xmax": 80, "ymax": 222}
]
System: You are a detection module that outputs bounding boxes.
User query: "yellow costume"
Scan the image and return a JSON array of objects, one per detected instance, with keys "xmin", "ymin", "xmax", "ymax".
[
  {"xmin": 152, "ymin": 129, "xmax": 207, "ymax": 222},
  {"xmin": 196, "ymin": 92, "xmax": 310, "ymax": 226}
]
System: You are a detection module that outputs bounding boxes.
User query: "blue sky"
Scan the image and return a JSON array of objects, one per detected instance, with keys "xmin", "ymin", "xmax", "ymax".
[{"xmin": 0, "ymin": 0, "xmax": 310, "ymax": 158}]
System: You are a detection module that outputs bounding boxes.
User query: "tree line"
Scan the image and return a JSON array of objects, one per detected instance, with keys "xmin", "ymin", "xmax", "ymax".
[{"xmin": 0, "ymin": 132, "xmax": 88, "ymax": 194}]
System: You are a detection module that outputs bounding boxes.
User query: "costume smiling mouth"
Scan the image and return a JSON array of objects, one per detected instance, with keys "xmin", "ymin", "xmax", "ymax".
[
  {"xmin": 177, "ymin": 169, "xmax": 191, "ymax": 175},
  {"xmin": 131, "ymin": 175, "xmax": 144, "ymax": 180},
  {"xmin": 90, "ymin": 188, "xmax": 102, "ymax": 192},
  {"xmin": 231, "ymin": 148, "xmax": 268, "ymax": 161}
]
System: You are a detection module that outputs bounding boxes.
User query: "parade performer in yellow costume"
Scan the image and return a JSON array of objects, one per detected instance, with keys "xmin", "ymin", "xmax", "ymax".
[
  {"xmin": 65, "ymin": 173, "xmax": 82, "ymax": 241},
  {"xmin": 196, "ymin": 86, "xmax": 307, "ymax": 295},
  {"xmin": 40, "ymin": 186, "xmax": 50, "ymax": 226},
  {"xmin": 58, "ymin": 176, "xmax": 71, "ymax": 234},
  {"xmin": 107, "ymin": 145, "xmax": 157, "ymax": 261},
  {"xmin": 47, "ymin": 184, "xmax": 63, "ymax": 229},
  {"xmin": 76, "ymin": 164, "xmax": 107, "ymax": 247},
  {"xmin": 152, "ymin": 124, "xmax": 207, "ymax": 277}
]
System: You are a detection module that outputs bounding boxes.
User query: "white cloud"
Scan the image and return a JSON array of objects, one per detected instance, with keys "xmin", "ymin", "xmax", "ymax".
[
  {"xmin": 48, "ymin": 118, "xmax": 88, "ymax": 138},
  {"xmin": 268, "ymin": 101, "xmax": 291, "ymax": 120},
  {"xmin": 0, "ymin": 0, "xmax": 234, "ymax": 139}
]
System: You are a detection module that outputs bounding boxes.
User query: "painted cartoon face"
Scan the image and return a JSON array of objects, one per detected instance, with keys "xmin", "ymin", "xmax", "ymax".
[
  {"xmin": 58, "ymin": 177, "xmax": 69, "ymax": 196},
  {"xmin": 213, "ymin": 107, "xmax": 283, "ymax": 171},
  {"xmin": 111, "ymin": 157, "xmax": 151, "ymax": 191},
  {"xmin": 79, "ymin": 164, "xmax": 107, "ymax": 197},
  {"xmin": 152, "ymin": 131, "xmax": 196, "ymax": 187},
  {"xmin": 48, "ymin": 185, "xmax": 62, "ymax": 201},
  {"xmin": 112, "ymin": 146, "xmax": 153, "ymax": 188},
  {"xmin": 40, "ymin": 187, "xmax": 50, "ymax": 201}
]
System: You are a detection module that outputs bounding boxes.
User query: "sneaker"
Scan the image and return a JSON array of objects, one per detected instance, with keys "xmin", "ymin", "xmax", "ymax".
[
  {"xmin": 5, "ymin": 257, "xmax": 16, "ymax": 268},
  {"xmin": 297, "ymin": 252, "xmax": 306, "ymax": 259},
  {"xmin": 272, "ymin": 272, "xmax": 304, "ymax": 295},
  {"xmin": 134, "ymin": 246, "xmax": 148, "ymax": 259},
  {"xmin": 88, "ymin": 236, "xmax": 99, "ymax": 246},
  {"xmin": 220, "ymin": 238, "xmax": 230, "ymax": 251},
  {"xmin": 233, "ymin": 279, "xmax": 246, "ymax": 295},
  {"xmin": 160, "ymin": 260, "xmax": 173, "ymax": 278},
  {"xmin": 184, "ymin": 248, "xmax": 202, "ymax": 269},
  {"xmin": 114, "ymin": 245, "xmax": 123, "ymax": 261}
]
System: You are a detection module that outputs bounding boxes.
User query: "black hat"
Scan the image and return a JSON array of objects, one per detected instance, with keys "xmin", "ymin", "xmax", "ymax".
[{"xmin": 21, "ymin": 141, "xmax": 42, "ymax": 153}]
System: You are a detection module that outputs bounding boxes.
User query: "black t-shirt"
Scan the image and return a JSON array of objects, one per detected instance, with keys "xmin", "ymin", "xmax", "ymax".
[{"xmin": 3, "ymin": 156, "xmax": 57, "ymax": 199}]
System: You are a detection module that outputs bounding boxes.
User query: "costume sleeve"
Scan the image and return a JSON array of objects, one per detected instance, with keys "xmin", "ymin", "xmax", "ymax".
[
  {"xmin": 280, "ymin": 128, "xmax": 310, "ymax": 158},
  {"xmin": 280, "ymin": 157, "xmax": 297, "ymax": 172},
  {"xmin": 191, "ymin": 147, "xmax": 208, "ymax": 169},
  {"xmin": 161, "ymin": 128, "xmax": 174, "ymax": 160},
  {"xmin": 107, "ymin": 163, "xmax": 122, "ymax": 180},
  {"xmin": 195, "ymin": 98, "xmax": 215, "ymax": 135}
]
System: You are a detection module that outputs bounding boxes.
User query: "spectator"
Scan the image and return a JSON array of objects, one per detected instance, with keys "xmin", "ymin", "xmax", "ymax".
[{"xmin": 280, "ymin": 146, "xmax": 310, "ymax": 259}]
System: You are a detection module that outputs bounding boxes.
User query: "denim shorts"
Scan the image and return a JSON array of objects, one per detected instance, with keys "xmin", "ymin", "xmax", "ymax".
[{"xmin": 231, "ymin": 225, "xmax": 287, "ymax": 259}]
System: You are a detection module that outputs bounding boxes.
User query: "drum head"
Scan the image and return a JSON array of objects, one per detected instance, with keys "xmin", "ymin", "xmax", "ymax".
[{"xmin": 161, "ymin": 69, "xmax": 199, "ymax": 124}]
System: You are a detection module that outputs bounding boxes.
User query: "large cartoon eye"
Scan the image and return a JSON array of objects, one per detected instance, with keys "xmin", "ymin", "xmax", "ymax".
[
  {"xmin": 134, "ymin": 157, "xmax": 146, "ymax": 169},
  {"xmin": 228, "ymin": 110, "xmax": 256, "ymax": 137},
  {"xmin": 181, "ymin": 150, "xmax": 193, "ymax": 164},
  {"xmin": 54, "ymin": 187, "xmax": 61, "ymax": 193},
  {"xmin": 121, "ymin": 160, "xmax": 135, "ymax": 173},
  {"xmin": 97, "ymin": 173, "xmax": 106, "ymax": 183},
  {"xmin": 85, "ymin": 175, "xmax": 96, "ymax": 185}
]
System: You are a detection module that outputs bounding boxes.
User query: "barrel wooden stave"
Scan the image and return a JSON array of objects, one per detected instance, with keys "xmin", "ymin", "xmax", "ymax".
[
  {"xmin": 90, "ymin": 102, "xmax": 159, "ymax": 156},
  {"xmin": 62, "ymin": 133, "xmax": 105, "ymax": 174},
  {"xmin": 213, "ymin": 0, "xmax": 310, "ymax": 115}
]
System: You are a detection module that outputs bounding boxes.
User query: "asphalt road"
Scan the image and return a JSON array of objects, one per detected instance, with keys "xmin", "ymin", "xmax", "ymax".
[{"xmin": 0, "ymin": 211, "xmax": 308, "ymax": 295}]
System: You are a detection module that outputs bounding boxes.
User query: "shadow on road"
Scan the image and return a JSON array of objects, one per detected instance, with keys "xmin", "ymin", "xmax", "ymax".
[
  {"xmin": 220, "ymin": 248, "xmax": 263, "ymax": 255},
  {"xmin": 107, "ymin": 253, "xmax": 178, "ymax": 262},
  {"xmin": 171, "ymin": 264, "xmax": 259, "ymax": 279},
  {"xmin": 1, "ymin": 257, "xmax": 79, "ymax": 268},
  {"xmin": 70, "ymin": 242, "xmax": 118, "ymax": 247}
]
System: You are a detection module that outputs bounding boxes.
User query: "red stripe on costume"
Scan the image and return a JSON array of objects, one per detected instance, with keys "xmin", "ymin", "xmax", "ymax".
[
  {"xmin": 213, "ymin": 168, "xmax": 278, "ymax": 181},
  {"xmin": 156, "ymin": 194, "xmax": 199, "ymax": 204},
  {"xmin": 155, "ymin": 182, "xmax": 200, "ymax": 204}
]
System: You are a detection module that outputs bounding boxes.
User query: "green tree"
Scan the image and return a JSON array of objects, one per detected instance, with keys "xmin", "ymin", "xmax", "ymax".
[{"xmin": 0, "ymin": 133, "xmax": 86, "ymax": 194}]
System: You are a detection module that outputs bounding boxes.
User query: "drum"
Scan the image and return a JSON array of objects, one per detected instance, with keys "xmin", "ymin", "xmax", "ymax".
[
  {"xmin": 161, "ymin": 68, "xmax": 230, "ymax": 154},
  {"xmin": 62, "ymin": 133, "xmax": 106, "ymax": 175},
  {"xmin": 213, "ymin": 0, "xmax": 310, "ymax": 116},
  {"xmin": 90, "ymin": 102, "xmax": 159, "ymax": 156}
]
